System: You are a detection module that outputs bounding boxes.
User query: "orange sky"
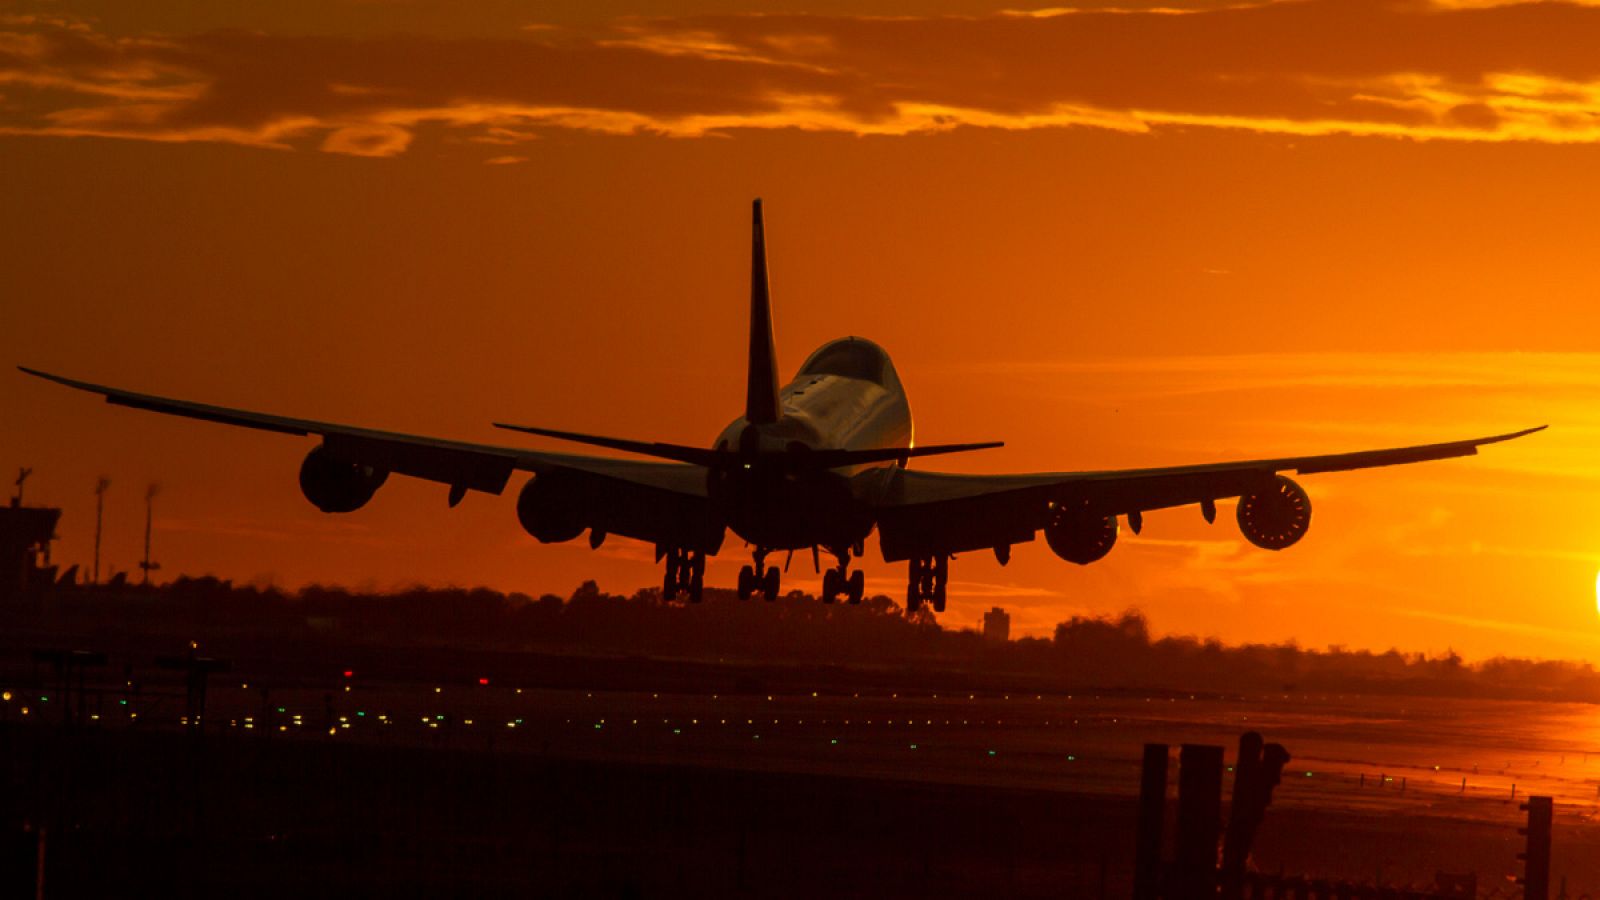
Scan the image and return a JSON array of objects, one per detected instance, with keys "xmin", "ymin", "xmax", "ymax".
[{"xmin": 5, "ymin": 0, "xmax": 1600, "ymax": 658}]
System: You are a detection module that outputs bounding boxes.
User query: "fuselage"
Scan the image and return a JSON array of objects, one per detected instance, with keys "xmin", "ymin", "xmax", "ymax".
[{"xmin": 710, "ymin": 337, "xmax": 911, "ymax": 550}]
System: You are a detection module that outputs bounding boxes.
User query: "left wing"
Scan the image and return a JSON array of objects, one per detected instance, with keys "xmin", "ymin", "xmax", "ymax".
[
  {"xmin": 18, "ymin": 366, "xmax": 725, "ymax": 551},
  {"xmin": 862, "ymin": 427, "xmax": 1545, "ymax": 562}
]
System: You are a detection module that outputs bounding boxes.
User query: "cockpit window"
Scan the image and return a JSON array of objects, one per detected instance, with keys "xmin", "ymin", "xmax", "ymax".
[{"xmin": 798, "ymin": 339, "xmax": 889, "ymax": 385}]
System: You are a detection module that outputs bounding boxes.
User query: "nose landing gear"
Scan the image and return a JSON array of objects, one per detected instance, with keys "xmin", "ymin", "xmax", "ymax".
[
  {"xmin": 660, "ymin": 547, "xmax": 705, "ymax": 603},
  {"xmin": 737, "ymin": 548, "xmax": 782, "ymax": 601},
  {"xmin": 820, "ymin": 547, "xmax": 865, "ymax": 605},
  {"xmin": 906, "ymin": 555, "xmax": 948, "ymax": 614}
]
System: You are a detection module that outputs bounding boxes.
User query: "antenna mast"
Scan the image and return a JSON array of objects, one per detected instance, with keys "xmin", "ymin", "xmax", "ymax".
[
  {"xmin": 94, "ymin": 477, "xmax": 110, "ymax": 585},
  {"xmin": 140, "ymin": 482, "xmax": 161, "ymax": 586}
]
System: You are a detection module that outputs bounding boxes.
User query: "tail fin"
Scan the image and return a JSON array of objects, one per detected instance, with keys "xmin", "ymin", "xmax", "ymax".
[{"xmin": 745, "ymin": 199, "xmax": 781, "ymax": 425}]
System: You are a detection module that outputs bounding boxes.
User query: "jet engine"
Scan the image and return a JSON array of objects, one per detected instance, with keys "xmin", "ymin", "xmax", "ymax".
[
  {"xmin": 516, "ymin": 472, "xmax": 586, "ymax": 543},
  {"xmin": 1236, "ymin": 475, "xmax": 1312, "ymax": 550},
  {"xmin": 298, "ymin": 445, "xmax": 388, "ymax": 513},
  {"xmin": 1044, "ymin": 502, "xmax": 1119, "ymax": 565}
]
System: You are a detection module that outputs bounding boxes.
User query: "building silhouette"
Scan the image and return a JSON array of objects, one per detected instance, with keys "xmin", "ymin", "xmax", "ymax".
[
  {"xmin": 0, "ymin": 498, "xmax": 60, "ymax": 600},
  {"xmin": 983, "ymin": 606, "xmax": 1010, "ymax": 643}
]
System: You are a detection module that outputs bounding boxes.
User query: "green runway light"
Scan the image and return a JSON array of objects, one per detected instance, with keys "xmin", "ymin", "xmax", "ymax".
[
  {"xmin": 988, "ymin": 750, "xmax": 996, "ymax": 757},
  {"xmin": 1068, "ymin": 755, "xmax": 1076, "ymax": 761},
  {"xmin": 277, "ymin": 707, "xmax": 285, "ymax": 713},
  {"xmin": 673, "ymin": 728, "xmax": 681, "ymax": 734},
  {"xmin": 1305, "ymin": 771, "xmax": 1313, "ymax": 777},
  {"xmin": 595, "ymin": 724, "xmax": 603, "ymax": 730},
  {"xmin": 830, "ymin": 739, "xmax": 838, "ymax": 745},
  {"xmin": 119, "ymin": 700, "xmax": 127, "ymax": 706},
  {"xmin": 356, "ymin": 711, "xmax": 365, "ymax": 717},
  {"xmin": 910, "ymin": 744, "xmax": 918, "ymax": 750}
]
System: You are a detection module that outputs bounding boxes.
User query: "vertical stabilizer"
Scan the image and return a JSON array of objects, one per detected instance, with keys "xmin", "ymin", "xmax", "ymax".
[{"xmin": 745, "ymin": 199, "xmax": 781, "ymax": 425}]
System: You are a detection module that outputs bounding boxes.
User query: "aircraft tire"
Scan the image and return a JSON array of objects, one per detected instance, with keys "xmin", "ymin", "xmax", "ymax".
[
  {"xmin": 737, "ymin": 566, "xmax": 754, "ymax": 601},
  {"xmin": 848, "ymin": 570, "xmax": 864, "ymax": 605},
  {"xmin": 822, "ymin": 569, "xmax": 839, "ymax": 603},
  {"xmin": 762, "ymin": 566, "xmax": 780, "ymax": 600}
]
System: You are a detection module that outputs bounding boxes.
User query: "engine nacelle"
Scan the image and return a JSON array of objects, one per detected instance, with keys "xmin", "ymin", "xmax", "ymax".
[
  {"xmin": 1044, "ymin": 502, "xmax": 1119, "ymax": 565},
  {"xmin": 298, "ymin": 445, "xmax": 388, "ymax": 513},
  {"xmin": 516, "ymin": 472, "xmax": 586, "ymax": 544},
  {"xmin": 1236, "ymin": 475, "xmax": 1312, "ymax": 550}
]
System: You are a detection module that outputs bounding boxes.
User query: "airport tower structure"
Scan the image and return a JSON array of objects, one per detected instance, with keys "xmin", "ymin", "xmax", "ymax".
[
  {"xmin": 983, "ymin": 607, "xmax": 1011, "ymax": 643},
  {"xmin": 0, "ymin": 497, "xmax": 60, "ymax": 600}
]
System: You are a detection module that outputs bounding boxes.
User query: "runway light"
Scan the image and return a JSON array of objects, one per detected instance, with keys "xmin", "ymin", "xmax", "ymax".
[
  {"xmin": 830, "ymin": 739, "xmax": 838, "ymax": 745},
  {"xmin": 1305, "ymin": 771, "xmax": 1313, "ymax": 777},
  {"xmin": 343, "ymin": 670, "xmax": 353, "ymax": 678},
  {"xmin": 988, "ymin": 750, "xmax": 996, "ymax": 757},
  {"xmin": 478, "ymin": 678, "xmax": 489, "ymax": 686},
  {"xmin": 1067, "ymin": 756, "xmax": 1076, "ymax": 762},
  {"xmin": 1, "ymin": 691, "xmax": 9, "ymax": 702},
  {"xmin": 910, "ymin": 744, "xmax": 918, "ymax": 750}
]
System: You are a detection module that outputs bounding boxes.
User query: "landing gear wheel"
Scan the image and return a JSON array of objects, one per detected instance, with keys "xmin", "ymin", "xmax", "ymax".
[
  {"xmin": 687, "ymin": 553, "xmax": 705, "ymax": 603},
  {"xmin": 905, "ymin": 555, "xmax": 949, "ymax": 616},
  {"xmin": 737, "ymin": 565, "xmax": 755, "ymax": 601},
  {"xmin": 848, "ymin": 570, "xmax": 865, "ymax": 605},
  {"xmin": 663, "ymin": 563, "xmax": 679, "ymax": 600},
  {"xmin": 822, "ymin": 569, "xmax": 840, "ymax": 604},
  {"xmin": 762, "ymin": 565, "xmax": 780, "ymax": 600},
  {"xmin": 661, "ymin": 549, "xmax": 705, "ymax": 602}
]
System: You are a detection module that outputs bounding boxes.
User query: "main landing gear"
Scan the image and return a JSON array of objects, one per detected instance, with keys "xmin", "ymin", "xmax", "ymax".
[
  {"xmin": 661, "ymin": 547, "xmax": 705, "ymax": 603},
  {"xmin": 737, "ymin": 548, "xmax": 781, "ymax": 601},
  {"xmin": 906, "ymin": 555, "xmax": 948, "ymax": 614},
  {"xmin": 820, "ymin": 548, "xmax": 865, "ymax": 606}
]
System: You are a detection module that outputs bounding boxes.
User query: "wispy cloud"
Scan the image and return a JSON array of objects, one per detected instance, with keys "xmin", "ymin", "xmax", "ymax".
[{"xmin": 11, "ymin": 2, "xmax": 1600, "ymax": 155}]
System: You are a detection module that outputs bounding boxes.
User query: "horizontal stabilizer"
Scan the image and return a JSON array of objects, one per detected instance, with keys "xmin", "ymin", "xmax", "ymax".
[
  {"xmin": 492, "ymin": 423, "xmax": 721, "ymax": 467},
  {"xmin": 493, "ymin": 422, "xmax": 1001, "ymax": 470}
]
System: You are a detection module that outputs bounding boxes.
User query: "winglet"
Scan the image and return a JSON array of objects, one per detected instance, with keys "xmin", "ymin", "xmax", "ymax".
[{"xmin": 745, "ymin": 199, "xmax": 781, "ymax": 425}]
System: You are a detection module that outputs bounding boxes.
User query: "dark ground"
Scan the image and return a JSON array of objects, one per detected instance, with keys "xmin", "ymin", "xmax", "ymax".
[{"xmin": 3, "ymin": 602, "xmax": 1592, "ymax": 898}]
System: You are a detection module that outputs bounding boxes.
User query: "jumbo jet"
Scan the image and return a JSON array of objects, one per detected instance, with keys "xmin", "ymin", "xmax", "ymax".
[{"xmin": 20, "ymin": 201, "xmax": 1543, "ymax": 612}]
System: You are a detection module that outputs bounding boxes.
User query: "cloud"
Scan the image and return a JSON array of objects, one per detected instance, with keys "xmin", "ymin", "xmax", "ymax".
[{"xmin": 9, "ymin": 2, "xmax": 1600, "ymax": 155}]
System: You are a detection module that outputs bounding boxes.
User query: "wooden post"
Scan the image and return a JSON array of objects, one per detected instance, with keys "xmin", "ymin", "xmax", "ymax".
[
  {"xmin": 1175, "ymin": 744, "xmax": 1224, "ymax": 900},
  {"xmin": 1134, "ymin": 743, "xmax": 1168, "ymax": 900},
  {"xmin": 1518, "ymin": 795, "xmax": 1553, "ymax": 900}
]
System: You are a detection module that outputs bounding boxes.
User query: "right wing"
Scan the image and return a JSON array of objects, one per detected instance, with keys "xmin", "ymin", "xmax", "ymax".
[
  {"xmin": 860, "ymin": 426, "xmax": 1544, "ymax": 562},
  {"xmin": 19, "ymin": 367, "xmax": 725, "ymax": 552}
]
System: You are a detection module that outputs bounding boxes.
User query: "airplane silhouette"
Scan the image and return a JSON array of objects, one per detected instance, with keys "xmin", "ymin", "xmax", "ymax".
[{"xmin": 20, "ymin": 200, "xmax": 1544, "ymax": 611}]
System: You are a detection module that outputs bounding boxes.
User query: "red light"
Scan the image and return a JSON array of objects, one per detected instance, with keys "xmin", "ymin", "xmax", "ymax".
[
  {"xmin": 343, "ymin": 670, "xmax": 353, "ymax": 678},
  {"xmin": 478, "ymin": 677, "xmax": 489, "ymax": 686}
]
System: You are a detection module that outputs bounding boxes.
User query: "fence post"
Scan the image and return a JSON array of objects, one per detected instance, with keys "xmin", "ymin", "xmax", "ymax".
[
  {"xmin": 1518, "ymin": 795, "xmax": 1553, "ymax": 900},
  {"xmin": 1175, "ymin": 744, "xmax": 1224, "ymax": 900},
  {"xmin": 1135, "ymin": 743, "xmax": 1169, "ymax": 900}
]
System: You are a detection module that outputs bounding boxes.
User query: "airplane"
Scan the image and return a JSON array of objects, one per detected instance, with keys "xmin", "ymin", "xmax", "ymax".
[{"xmin": 19, "ymin": 200, "xmax": 1544, "ymax": 613}]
